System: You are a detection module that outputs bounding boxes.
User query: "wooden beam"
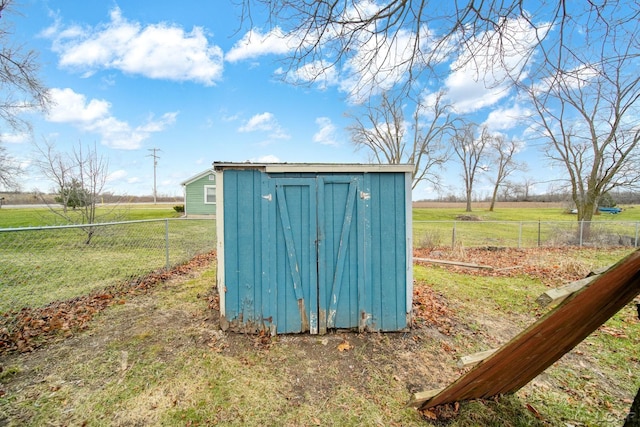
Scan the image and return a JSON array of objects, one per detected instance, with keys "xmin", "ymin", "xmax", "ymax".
[
  {"xmin": 407, "ymin": 388, "xmax": 443, "ymax": 408},
  {"xmin": 457, "ymin": 349, "xmax": 498, "ymax": 368},
  {"xmin": 415, "ymin": 250, "xmax": 640, "ymax": 410},
  {"xmin": 536, "ymin": 276, "xmax": 596, "ymax": 307},
  {"xmin": 536, "ymin": 265, "xmax": 612, "ymax": 307}
]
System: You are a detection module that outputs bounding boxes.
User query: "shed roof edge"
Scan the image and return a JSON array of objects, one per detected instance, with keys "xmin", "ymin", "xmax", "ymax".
[{"xmin": 213, "ymin": 162, "xmax": 414, "ymax": 173}]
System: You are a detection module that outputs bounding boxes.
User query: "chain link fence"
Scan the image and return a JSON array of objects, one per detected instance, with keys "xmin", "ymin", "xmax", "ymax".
[
  {"xmin": 3, "ymin": 217, "xmax": 637, "ymax": 315},
  {"xmin": 414, "ymin": 220, "xmax": 640, "ymax": 249},
  {"xmin": 0, "ymin": 218, "xmax": 216, "ymax": 314}
]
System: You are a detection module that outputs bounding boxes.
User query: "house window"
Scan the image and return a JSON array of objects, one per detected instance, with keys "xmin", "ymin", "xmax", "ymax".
[{"xmin": 204, "ymin": 185, "xmax": 216, "ymax": 204}]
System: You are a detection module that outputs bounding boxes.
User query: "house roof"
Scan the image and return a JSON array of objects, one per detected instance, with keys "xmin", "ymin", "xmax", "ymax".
[{"xmin": 180, "ymin": 168, "xmax": 215, "ymax": 186}]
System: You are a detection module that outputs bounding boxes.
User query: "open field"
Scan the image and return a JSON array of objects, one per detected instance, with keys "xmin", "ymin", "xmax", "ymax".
[
  {"xmin": 413, "ymin": 202, "xmax": 640, "ymax": 221},
  {"xmin": 0, "ymin": 247, "xmax": 639, "ymax": 426},
  {"xmin": 413, "ymin": 201, "xmax": 568, "ymax": 209},
  {"xmin": 0, "ymin": 204, "xmax": 182, "ymax": 228}
]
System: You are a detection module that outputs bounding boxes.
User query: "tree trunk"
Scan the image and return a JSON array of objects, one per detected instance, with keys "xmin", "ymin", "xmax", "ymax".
[
  {"xmin": 623, "ymin": 387, "xmax": 640, "ymax": 427},
  {"xmin": 577, "ymin": 201, "xmax": 596, "ymax": 243},
  {"xmin": 465, "ymin": 187, "xmax": 473, "ymax": 212},
  {"xmin": 489, "ymin": 183, "xmax": 499, "ymax": 212}
]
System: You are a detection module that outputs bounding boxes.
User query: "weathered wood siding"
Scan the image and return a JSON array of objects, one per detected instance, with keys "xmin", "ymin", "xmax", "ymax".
[{"xmin": 216, "ymin": 164, "xmax": 412, "ymax": 335}]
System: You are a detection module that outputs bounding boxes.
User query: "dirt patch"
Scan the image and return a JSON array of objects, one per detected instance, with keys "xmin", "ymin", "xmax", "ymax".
[{"xmin": 455, "ymin": 214, "xmax": 482, "ymax": 221}]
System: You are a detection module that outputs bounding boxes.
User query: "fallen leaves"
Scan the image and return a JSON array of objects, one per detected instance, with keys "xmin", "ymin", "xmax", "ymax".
[
  {"xmin": 0, "ymin": 251, "xmax": 216, "ymax": 355},
  {"xmin": 420, "ymin": 401, "xmax": 460, "ymax": 422},
  {"xmin": 337, "ymin": 340, "xmax": 352, "ymax": 352},
  {"xmin": 412, "ymin": 285, "xmax": 455, "ymax": 335},
  {"xmin": 414, "ymin": 247, "xmax": 593, "ymax": 285}
]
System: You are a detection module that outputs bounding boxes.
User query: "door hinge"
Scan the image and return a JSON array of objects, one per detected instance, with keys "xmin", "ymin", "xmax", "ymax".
[
  {"xmin": 262, "ymin": 193, "xmax": 272, "ymax": 202},
  {"xmin": 360, "ymin": 191, "xmax": 370, "ymax": 200}
]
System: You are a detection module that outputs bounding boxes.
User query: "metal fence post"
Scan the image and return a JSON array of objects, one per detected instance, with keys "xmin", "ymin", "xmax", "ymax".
[
  {"xmin": 518, "ymin": 222, "xmax": 522, "ymax": 248},
  {"xmin": 538, "ymin": 220, "xmax": 541, "ymax": 247},
  {"xmin": 579, "ymin": 220, "xmax": 584, "ymax": 247},
  {"xmin": 165, "ymin": 219, "xmax": 170, "ymax": 269}
]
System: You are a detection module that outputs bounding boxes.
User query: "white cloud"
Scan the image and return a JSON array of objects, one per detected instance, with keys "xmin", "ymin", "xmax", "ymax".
[
  {"xmin": 1, "ymin": 133, "xmax": 30, "ymax": 144},
  {"xmin": 46, "ymin": 88, "xmax": 178, "ymax": 150},
  {"xmin": 45, "ymin": 7, "xmax": 224, "ymax": 85},
  {"xmin": 251, "ymin": 154, "xmax": 280, "ymax": 163},
  {"xmin": 443, "ymin": 16, "xmax": 543, "ymax": 114},
  {"xmin": 483, "ymin": 103, "xmax": 530, "ymax": 131},
  {"xmin": 107, "ymin": 169, "xmax": 127, "ymax": 182},
  {"xmin": 238, "ymin": 112, "xmax": 275, "ymax": 132},
  {"xmin": 226, "ymin": 27, "xmax": 295, "ymax": 62},
  {"xmin": 339, "ymin": 26, "xmax": 430, "ymax": 103},
  {"xmin": 286, "ymin": 60, "xmax": 338, "ymax": 90},
  {"xmin": 238, "ymin": 112, "xmax": 289, "ymax": 140},
  {"xmin": 313, "ymin": 117, "xmax": 339, "ymax": 146},
  {"xmin": 46, "ymin": 88, "xmax": 111, "ymax": 123}
]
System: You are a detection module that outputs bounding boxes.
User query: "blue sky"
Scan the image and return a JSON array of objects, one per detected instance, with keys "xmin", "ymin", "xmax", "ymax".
[{"xmin": 4, "ymin": 0, "xmax": 559, "ymax": 199}]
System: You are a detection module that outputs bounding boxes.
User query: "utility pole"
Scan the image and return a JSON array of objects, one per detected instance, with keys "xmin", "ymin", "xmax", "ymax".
[{"xmin": 147, "ymin": 148, "xmax": 161, "ymax": 204}]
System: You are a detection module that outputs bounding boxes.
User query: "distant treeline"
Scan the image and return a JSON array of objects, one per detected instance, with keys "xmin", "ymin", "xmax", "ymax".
[
  {"xmin": 0, "ymin": 192, "xmax": 184, "ymax": 205},
  {"xmin": 420, "ymin": 191, "xmax": 640, "ymax": 205}
]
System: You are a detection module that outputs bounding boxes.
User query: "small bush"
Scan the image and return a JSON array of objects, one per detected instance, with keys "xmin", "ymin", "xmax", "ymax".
[
  {"xmin": 173, "ymin": 205, "xmax": 185, "ymax": 213},
  {"xmin": 417, "ymin": 230, "xmax": 443, "ymax": 248}
]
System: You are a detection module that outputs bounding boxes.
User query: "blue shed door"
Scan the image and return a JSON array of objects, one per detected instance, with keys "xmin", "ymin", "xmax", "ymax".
[
  {"xmin": 269, "ymin": 178, "xmax": 319, "ymax": 334},
  {"xmin": 266, "ymin": 176, "xmax": 366, "ymax": 334},
  {"xmin": 317, "ymin": 176, "xmax": 365, "ymax": 334}
]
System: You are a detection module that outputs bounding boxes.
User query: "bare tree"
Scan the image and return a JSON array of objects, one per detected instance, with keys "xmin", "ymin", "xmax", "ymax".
[
  {"xmin": 33, "ymin": 141, "xmax": 111, "ymax": 244},
  {"xmin": 0, "ymin": 0, "xmax": 49, "ymax": 128},
  {"xmin": 348, "ymin": 90, "xmax": 454, "ymax": 189},
  {"xmin": 0, "ymin": 0, "xmax": 50, "ymax": 189},
  {"xmin": 450, "ymin": 123, "xmax": 490, "ymax": 212},
  {"xmin": 486, "ymin": 135, "xmax": 526, "ymax": 211},
  {"xmin": 237, "ymin": 1, "xmax": 634, "ymax": 96},
  {"xmin": 527, "ymin": 40, "xmax": 640, "ymax": 228},
  {"xmin": 0, "ymin": 144, "xmax": 22, "ymax": 190},
  {"xmin": 504, "ymin": 177, "xmax": 536, "ymax": 201}
]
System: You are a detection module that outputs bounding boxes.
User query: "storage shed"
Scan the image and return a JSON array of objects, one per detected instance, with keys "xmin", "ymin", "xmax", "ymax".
[{"xmin": 214, "ymin": 162, "xmax": 413, "ymax": 335}]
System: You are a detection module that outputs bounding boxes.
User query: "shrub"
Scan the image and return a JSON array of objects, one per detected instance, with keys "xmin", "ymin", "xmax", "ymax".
[
  {"xmin": 417, "ymin": 230, "xmax": 443, "ymax": 248},
  {"xmin": 173, "ymin": 205, "xmax": 185, "ymax": 213}
]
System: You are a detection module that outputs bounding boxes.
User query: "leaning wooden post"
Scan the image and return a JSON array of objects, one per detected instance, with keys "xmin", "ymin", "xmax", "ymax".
[{"xmin": 410, "ymin": 249, "xmax": 640, "ymax": 411}]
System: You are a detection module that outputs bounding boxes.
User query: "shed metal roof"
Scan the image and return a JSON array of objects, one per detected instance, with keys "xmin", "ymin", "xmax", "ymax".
[{"xmin": 213, "ymin": 162, "xmax": 414, "ymax": 173}]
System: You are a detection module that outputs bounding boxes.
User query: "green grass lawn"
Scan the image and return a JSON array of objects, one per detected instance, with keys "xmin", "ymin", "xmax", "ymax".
[
  {"xmin": 413, "ymin": 205, "xmax": 640, "ymax": 248},
  {"xmin": 413, "ymin": 204, "xmax": 640, "ymax": 221},
  {"xmin": 0, "ymin": 204, "xmax": 181, "ymax": 228},
  {"xmin": 0, "ymin": 217, "xmax": 215, "ymax": 313}
]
